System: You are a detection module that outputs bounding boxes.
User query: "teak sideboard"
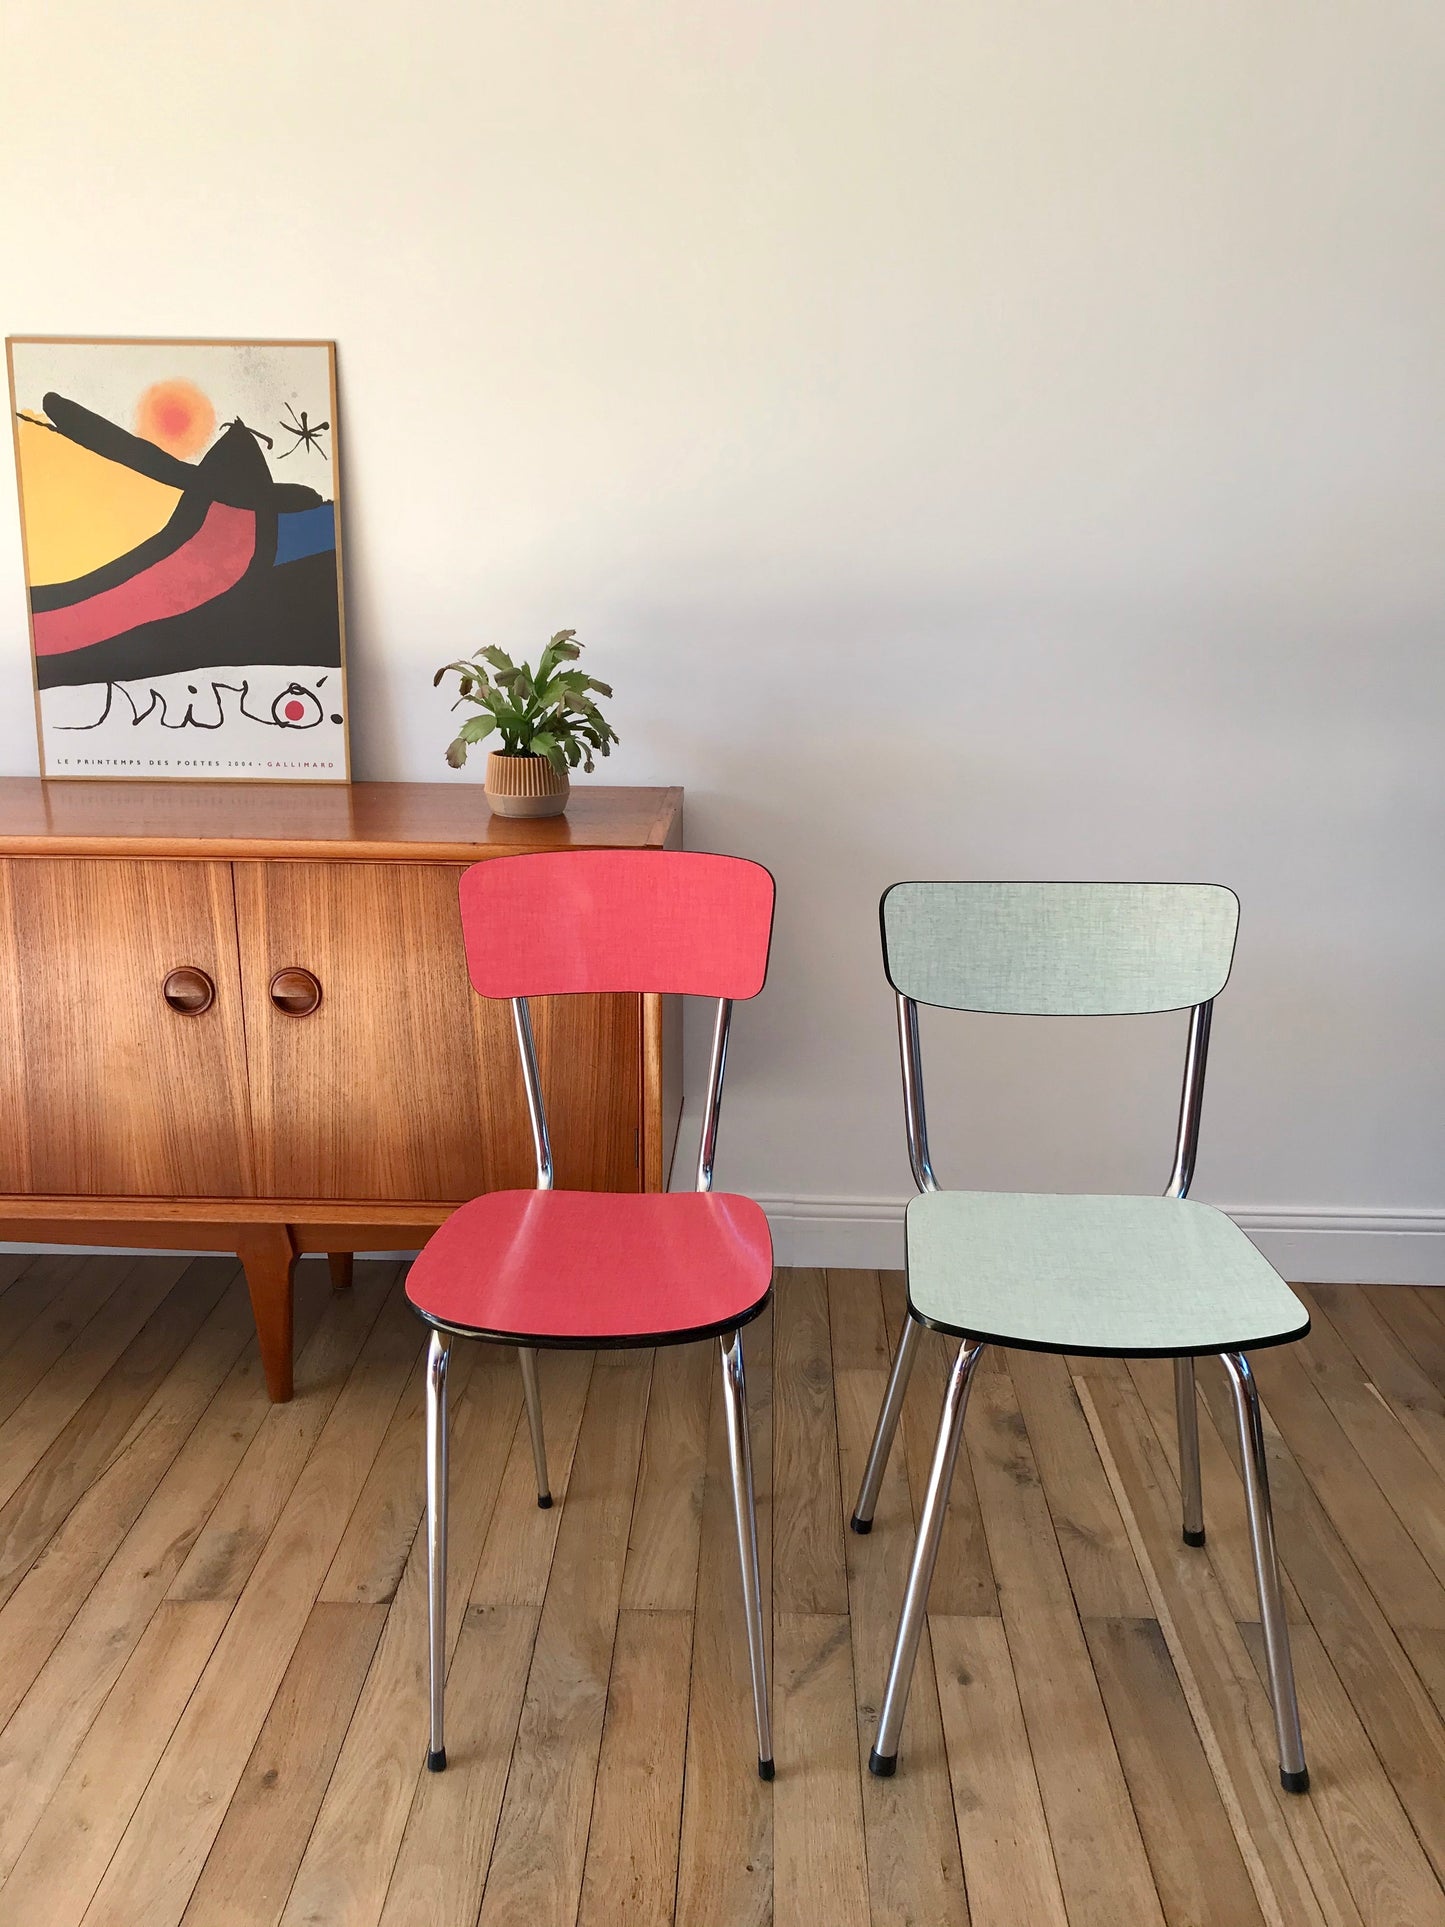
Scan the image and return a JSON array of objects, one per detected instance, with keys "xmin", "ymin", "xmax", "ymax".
[{"xmin": 0, "ymin": 780, "xmax": 683, "ymax": 1399}]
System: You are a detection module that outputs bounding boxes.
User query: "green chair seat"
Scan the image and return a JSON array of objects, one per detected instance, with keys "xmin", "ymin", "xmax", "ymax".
[{"xmin": 906, "ymin": 1191, "xmax": 1308, "ymax": 1358}]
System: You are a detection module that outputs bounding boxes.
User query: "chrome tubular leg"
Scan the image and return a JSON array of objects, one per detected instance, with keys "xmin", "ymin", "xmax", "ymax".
[
  {"xmin": 720, "ymin": 1329, "xmax": 773, "ymax": 1780},
  {"xmin": 851, "ymin": 1311, "xmax": 924, "ymax": 1534},
  {"xmin": 1175, "ymin": 1355, "xmax": 1205, "ymax": 1546},
  {"xmin": 518, "ymin": 1346, "xmax": 552, "ymax": 1508},
  {"xmin": 425, "ymin": 1328, "xmax": 453, "ymax": 1772},
  {"xmin": 871, "ymin": 1339, "xmax": 985, "ymax": 1776},
  {"xmin": 1220, "ymin": 1351, "xmax": 1308, "ymax": 1793}
]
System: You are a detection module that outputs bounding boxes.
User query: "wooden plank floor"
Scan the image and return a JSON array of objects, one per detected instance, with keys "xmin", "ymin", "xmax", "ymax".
[{"xmin": 1, "ymin": 1254, "xmax": 1444, "ymax": 1926}]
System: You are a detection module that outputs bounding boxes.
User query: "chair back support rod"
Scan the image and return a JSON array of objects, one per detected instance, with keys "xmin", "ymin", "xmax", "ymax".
[
  {"xmin": 695, "ymin": 998, "xmax": 733, "ymax": 1194},
  {"xmin": 1165, "ymin": 1000, "xmax": 1213, "ymax": 1199},
  {"xmin": 897, "ymin": 993, "xmax": 939, "ymax": 1193},
  {"xmin": 900, "ymin": 991, "xmax": 1215, "ymax": 1202},
  {"xmin": 511, "ymin": 995, "xmax": 554, "ymax": 1191},
  {"xmin": 513, "ymin": 991, "xmax": 737, "ymax": 1197}
]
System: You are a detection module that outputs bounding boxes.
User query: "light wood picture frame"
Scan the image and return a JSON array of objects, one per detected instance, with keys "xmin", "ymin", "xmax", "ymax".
[{"xmin": 6, "ymin": 336, "xmax": 350, "ymax": 783}]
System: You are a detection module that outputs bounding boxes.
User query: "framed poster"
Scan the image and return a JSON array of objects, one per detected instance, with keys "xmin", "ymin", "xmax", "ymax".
[{"xmin": 6, "ymin": 337, "xmax": 349, "ymax": 782}]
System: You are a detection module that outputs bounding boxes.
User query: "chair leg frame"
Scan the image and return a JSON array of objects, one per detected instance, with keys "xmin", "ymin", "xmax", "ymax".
[
  {"xmin": 425, "ymin": 1327, "xmax": 452, "ymax": 1772},
  {"xmin": 870, "ymin": 1337, "xmax": 986, "ymax": 1775},
  {"xmin": 851, "ymin": 1310, "xmax": 924, "ymax": 1533},
  {"xmin": 720, "ymin": 1327, "xmax": 774, "ymax": 1779},
  {"xmin": 426, "ymin": 1325, "xmax": 772, "ymax": 1781},
  {"xmin": 430, "ymin": 1325, "xmax": 1309, "ymax": 1795},
  {"xmin": 518, "ymin": 1345, "xmax": 552, "ymax": 1507},
  {"xmin": 1175, "ymin": 1355, "xmax": 1205, "ymax": 1545},
  {"xmin": 866, "ymin": 1342, "xmax": 1308, "ymax": 1793},
  {"xmin": 1220, "ymin": 1349, "xmax": 1309, "ymax": 1791}
]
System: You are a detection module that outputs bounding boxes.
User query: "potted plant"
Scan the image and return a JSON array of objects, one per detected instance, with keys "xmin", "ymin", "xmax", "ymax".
[{"xmin": 434, "ymin": 630, "xmax": 618, "ymax": 818}]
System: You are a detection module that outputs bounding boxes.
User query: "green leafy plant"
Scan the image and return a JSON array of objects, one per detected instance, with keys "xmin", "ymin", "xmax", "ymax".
[{"xmin": 434, "ymin": 630, "xmax": 618, "ymax": 774}]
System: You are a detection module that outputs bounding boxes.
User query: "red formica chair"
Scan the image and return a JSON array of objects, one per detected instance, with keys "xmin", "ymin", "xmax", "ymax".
[{"xmin": 405, "ymin": 848, "xmax": 777, "ymax": 1779}]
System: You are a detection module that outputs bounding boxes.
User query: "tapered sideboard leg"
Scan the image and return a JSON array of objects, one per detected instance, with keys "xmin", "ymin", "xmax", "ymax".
[
  {"xmin": 238, "ymin": 1224, "xmax": 299, "ymax": 1402},
  {"xmin": 328, "ymin": 1251, "xmax": 355, "ymax": 1292}
]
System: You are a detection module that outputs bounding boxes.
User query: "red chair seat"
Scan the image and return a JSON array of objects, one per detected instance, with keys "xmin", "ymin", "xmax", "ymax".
[{"xmin": 405, "ymin": 1189, "xmax": 774, "ymax": 1347}]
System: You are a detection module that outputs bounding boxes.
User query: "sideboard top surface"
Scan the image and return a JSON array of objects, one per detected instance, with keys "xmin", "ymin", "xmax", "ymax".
[{"xmin": 0, "ymin": 779, "xmax": 682, "ymax": 862}]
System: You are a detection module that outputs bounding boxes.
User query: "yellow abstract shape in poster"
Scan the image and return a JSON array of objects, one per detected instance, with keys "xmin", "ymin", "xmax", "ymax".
[{"xmin": 15, "ymin": 415, "xmax": 182, "ymax": 587}]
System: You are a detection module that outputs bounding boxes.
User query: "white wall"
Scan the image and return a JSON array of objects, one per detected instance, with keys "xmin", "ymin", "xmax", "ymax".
[{"xmin": 4, "ymin": 2, "xmax": 1443, "ymax": 1279}]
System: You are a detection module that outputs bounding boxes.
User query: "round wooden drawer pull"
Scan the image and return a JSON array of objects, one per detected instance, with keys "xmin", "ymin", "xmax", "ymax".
[
  {"xmin": 270, "ymin": 967, "xmax": 323, "ymax": 1017},
  {"xmin": 162, "ymin": 966, "xmax": 216, "ymax": 1015}
]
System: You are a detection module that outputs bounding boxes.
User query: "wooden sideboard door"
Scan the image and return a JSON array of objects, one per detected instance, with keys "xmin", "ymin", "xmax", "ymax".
[
  {"xmin": 0, "ymin": 859, "xmax": 254, "ymax": 1196},
  {"xmin": 233, "ymin": 861, "xmax": 643, "ymax": 1203}
]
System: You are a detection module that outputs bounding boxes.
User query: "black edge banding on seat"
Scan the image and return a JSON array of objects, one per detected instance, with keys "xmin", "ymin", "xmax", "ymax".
[
  {"xmin": 758, "ymin": 1756, "xmax": 775, "ymax": 1782},
  {"xmin": 1281, "ymin": 1766, "xmax": 1310, "ymax": 1794},
  {"xmin": 537, "ymin": 1492, "xmax": 553, "ymax": 1509},
  {"xmin": 409, "ymin": 1283, "xmax": 773, "ymax": 1354},
  {"xmin": 849, "ymin": 1514, "xmax": 873, "ymax": 1535},
  {"xmin": 1183, "ymin": 1527, "xmax": 1206, "ymax": 1547},
  {"xmin": 868, "ymin": 1747, "xmax": 897, "ymax": 1778},
  {"xmin": 904, "ymin": 1306, "xmax": 1313, "ymax": 1361},
  {"xmin": 427, "ymin": 1747, "xmax": 447, "ymax": 1773}
]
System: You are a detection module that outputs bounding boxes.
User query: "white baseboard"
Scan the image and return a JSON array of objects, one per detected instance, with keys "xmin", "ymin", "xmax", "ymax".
[
  {"xmin": 756, "ymin": 1196, "xmax": 1445, "ymax": 1286},
  {"xmin": 4, "ymin": 1205, "xmax": 1442, "ymax": 1287}
]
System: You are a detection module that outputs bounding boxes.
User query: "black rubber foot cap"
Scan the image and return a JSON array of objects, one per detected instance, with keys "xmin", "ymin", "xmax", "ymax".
[
  {"xmin": 1281, "ymin": 1766, "xmax": 1310, "ymax": 1794},
  {"xmin": 426, "ymin": 1747, "xmax": 447, "ymax": 1773},
  {"xmin": 758, "ymin": 1756, "xmax": 775, "ymax": 1781},
  {"xmin": 537, "ymin": 1493, "xmax": 553, "ymax": 1509},
  {"xmin": 868, "ymin": 1747, "xmax": 897, "ymax": 1778},
  {"xmin": 850, "ymin": 1514, "xmax": 873, "ymax": 1536},
  {"xmin": 1183, "ymin": 1527, "xmax": 1206, "ymax": 1547}
]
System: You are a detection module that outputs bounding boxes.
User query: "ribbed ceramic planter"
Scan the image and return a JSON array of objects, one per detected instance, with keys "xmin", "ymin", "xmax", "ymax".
[{"xmin": 484, "ymin": 751, "xmax": 570, "ymax": 818}]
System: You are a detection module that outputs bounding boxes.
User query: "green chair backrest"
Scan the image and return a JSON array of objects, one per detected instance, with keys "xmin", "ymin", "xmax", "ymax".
[{"xmin": 881, "ymin": 882, "xmax": 1239, "ymax": 1016}]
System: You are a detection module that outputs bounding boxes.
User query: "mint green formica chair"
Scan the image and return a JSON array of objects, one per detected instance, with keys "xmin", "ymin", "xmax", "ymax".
[{"xmin": 855, "ymin": 881, "xmax": 1310, "ymax": 1792}]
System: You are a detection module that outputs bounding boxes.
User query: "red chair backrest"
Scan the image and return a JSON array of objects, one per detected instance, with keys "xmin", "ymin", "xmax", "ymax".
[{"xmin": 458, "ymin": 849, "xmax": 775, "ymax": 1000}]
